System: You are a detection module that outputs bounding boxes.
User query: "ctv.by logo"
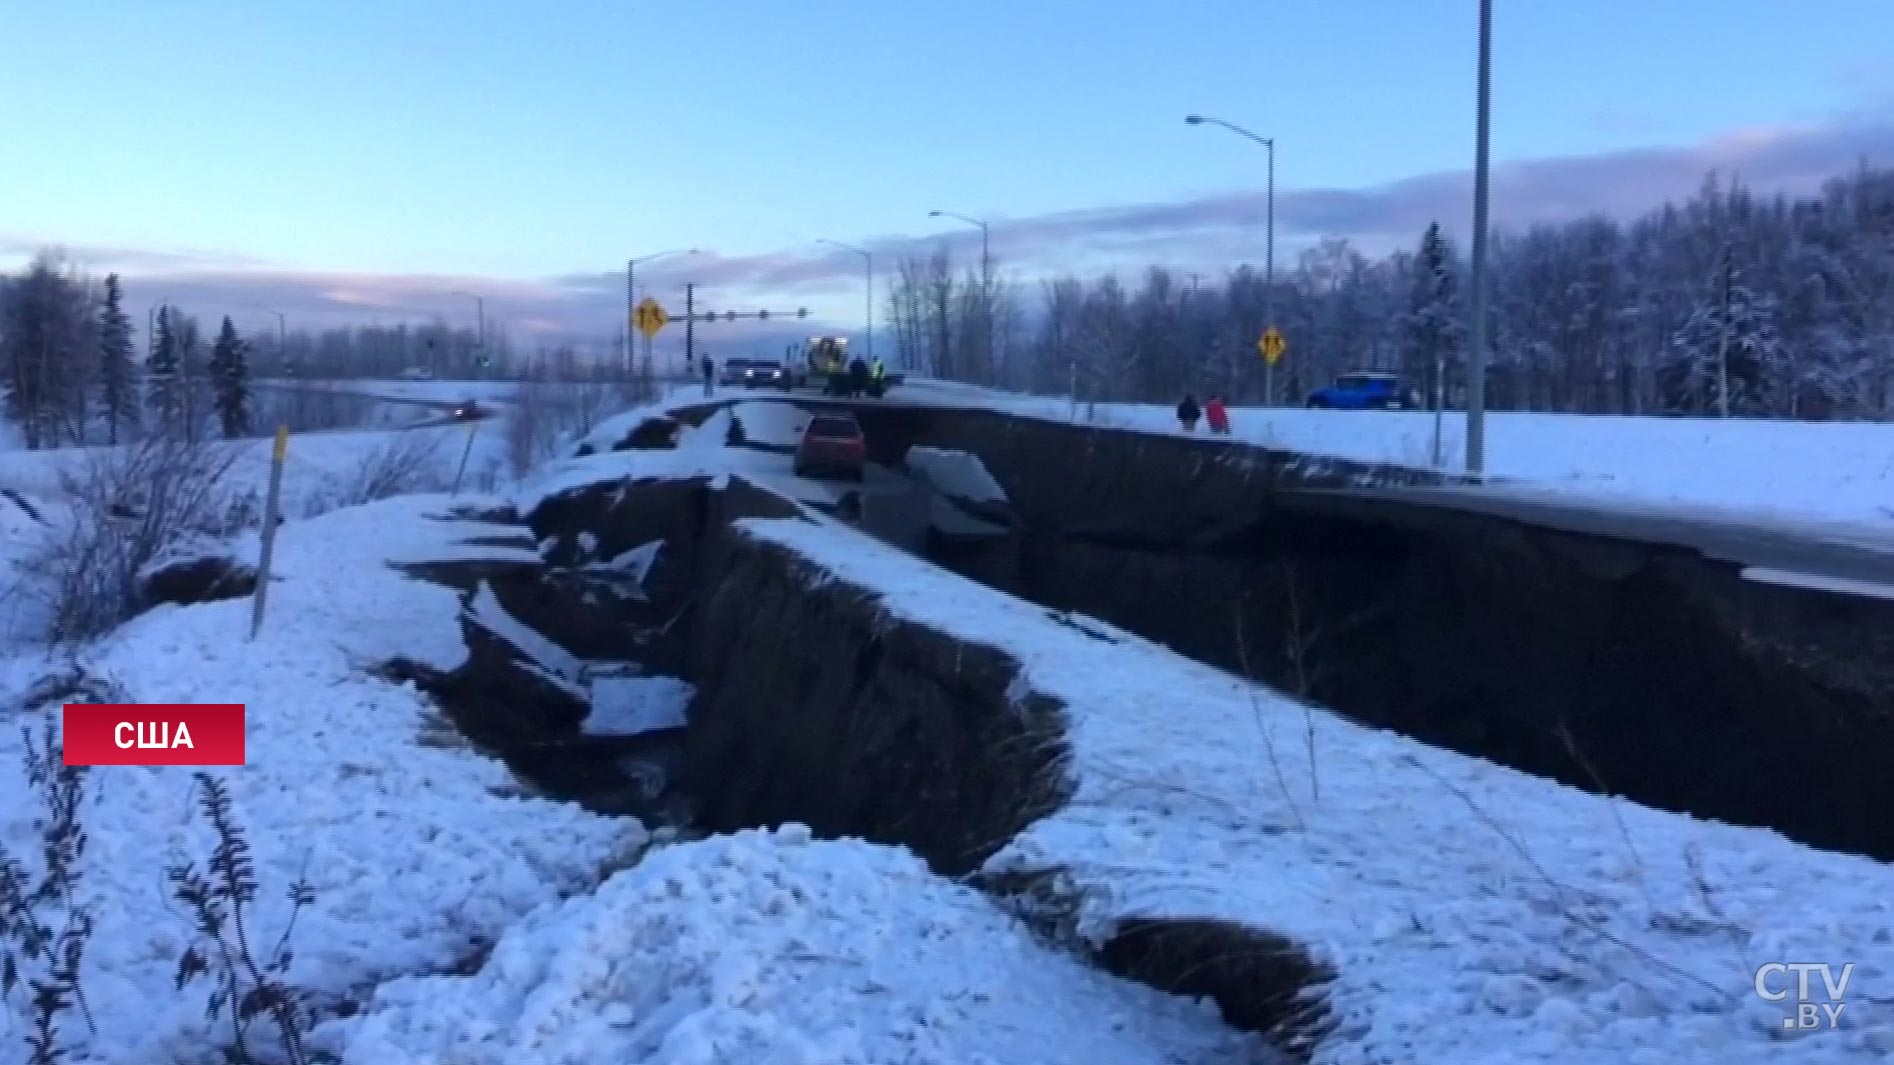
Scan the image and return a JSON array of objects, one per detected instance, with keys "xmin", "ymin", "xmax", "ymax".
[{"xmin": 1755, "ymin": 963, "xmax": 1852, "ymax": 1030}]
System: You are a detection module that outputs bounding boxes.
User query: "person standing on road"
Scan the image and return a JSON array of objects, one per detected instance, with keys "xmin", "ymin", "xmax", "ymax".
[
  {"xmin": 849, "ymin": 356, "xmax": 870, "ymax": 399},
  {"xmin": 1176, "ymin": 394, "xmax": 1201, "ymax": 432},
  {"xmin": 702, "ymin": 355, "xmax": 715, "ymax": 397},
  {"xmin": 870, "ymin": 356, "xmax": 886, "ymax": 396},
  {"xmin": 1205, "ymin": 394, "xmax": 1230, "ymax": 435}
]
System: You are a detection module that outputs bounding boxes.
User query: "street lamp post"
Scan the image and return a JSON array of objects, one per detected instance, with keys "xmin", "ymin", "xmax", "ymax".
[
  {"xmin": 1465, "ymin": 0, "xmax": 1494, "ymax": 477},
  {"xmin": 1186, "ymin": 113, "xmax": 1276, "ymax": 404},
  {"xmin": 819, "ymin": 239, "xmax": 873, "ymax": 363},
  {"xmin": 626, "ymin": 248, "xmax": 702, "ymax": 375},
  {"xmin": 927, "ymin": 209, "xmax": 989, "ymax": 286},
  {"xmin": 234, "ymin": 302, "xmax": 289, "ymax": 375},
  {"xmin": 928, "ymin": 210, "xmax": 993, "ymax": 379}
]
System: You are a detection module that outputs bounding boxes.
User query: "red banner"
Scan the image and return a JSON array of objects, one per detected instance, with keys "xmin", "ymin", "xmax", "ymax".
[{"xmin": 62, "ymin": 704, "xmax": 246, "ymax": 766}]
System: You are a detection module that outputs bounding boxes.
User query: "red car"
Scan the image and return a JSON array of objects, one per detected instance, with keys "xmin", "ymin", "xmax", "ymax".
[{"xmin": 793, "ymin": 413, "xmax": 866, "ymax": 481}]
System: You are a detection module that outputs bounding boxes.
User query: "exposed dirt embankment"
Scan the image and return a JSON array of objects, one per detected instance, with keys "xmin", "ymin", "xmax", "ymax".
[{"xmin": 686, "ymin": 528, "xmax": 1074, "ymax": 875}]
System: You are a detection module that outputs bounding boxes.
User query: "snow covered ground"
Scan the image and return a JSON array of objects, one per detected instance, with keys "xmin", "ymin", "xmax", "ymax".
[
  {"xmin": 895, "ymin": 379, "xmax": 1894, "ymax": 528},
  {"xmin": 741, "ymin": 512, "xmax": 1894, "ymax": 1065},
  {"xmin": 0, "ymin": 494, "xmax": 635, "ymax": 1064},
  {"xmin": 341, "ymin": 826, "xmax": 1272, "ymax": 1065},
  {"xmin": 0, "ymin": 421, "xmax": 508, "ymax": 524}
]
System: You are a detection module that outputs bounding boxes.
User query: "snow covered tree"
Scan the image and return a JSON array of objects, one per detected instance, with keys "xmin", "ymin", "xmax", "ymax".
[
  {"xmin": 209, "ymin": 316, "xmax": 250, "ymax": 439},
  {"xmin": 1665, "ymin": 256, "xmax": 1789, "ymax": 417},
  {"xmin": 97, "ymin": 273, "xmax": 136, "ymax": 444},
  {"xmin": 1404, "ymin": 222, "xmax": 1462, "ymax": 408}
]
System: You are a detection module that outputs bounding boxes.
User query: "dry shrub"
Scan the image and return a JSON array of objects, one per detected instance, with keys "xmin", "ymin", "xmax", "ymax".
[{"xmin": 31, "ymin": 436, "xmax": 239, "ymax": 643}]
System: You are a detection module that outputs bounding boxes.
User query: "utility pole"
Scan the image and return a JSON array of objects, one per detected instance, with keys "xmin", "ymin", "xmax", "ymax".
[
  {"xmin": 626, "ymin": 258, "xmax": 636, "ymax": 376},
  {"xmin": 1465, "ymin": 0, "xmax": 1494, "ymax": 475}
]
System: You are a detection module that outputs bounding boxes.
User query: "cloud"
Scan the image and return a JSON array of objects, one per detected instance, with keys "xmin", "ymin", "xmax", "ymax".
[
  {"xmin": 25, "ymin": 110, "xmax": 1891, "ymax": 349},
  {"xmin": 0, "ymin": 238, "xmax": 266, "ymax": 273}
]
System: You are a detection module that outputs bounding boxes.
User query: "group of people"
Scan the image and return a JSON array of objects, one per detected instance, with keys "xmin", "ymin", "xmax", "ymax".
[
  {"xmin": 696, "ymin": 353, "xmax": 887, "ymax": 398},
  {"xmin": 1175, "ymin": 393, "xmax": 1232, "ymax": 434},
  {"xmin": 829, "ymin": 355, "xmax": 886, "ymax": 398}
]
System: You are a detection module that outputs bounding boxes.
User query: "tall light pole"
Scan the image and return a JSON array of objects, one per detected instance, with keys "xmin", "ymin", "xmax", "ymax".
[
  {"xmin": 1186, "ymin": 113, "xmax": 1276, "ymax": 403},
  {"xmin": 929, "ymin": 210, "xmax": 993, "ymax": 379},
  {"xmin": 927, "ymin": 209, "xmax": 989, "ymax": 286},
  {"xmin": 819, "ymin": 238, "xmax": 873, "ymax": 362},
  {"xmin": 448, "ymin": 289, "xmax": 487, "ymax": 374},
  {"xmin": 236, "ymin": 303, "xmax": 289, "ymax": 375},
  {"xmin": 1465, "ymin": 0, "xmax": 1493, "ymax": 477}
]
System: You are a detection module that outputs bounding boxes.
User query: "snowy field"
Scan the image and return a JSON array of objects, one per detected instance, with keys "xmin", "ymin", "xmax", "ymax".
[
  {"xmin": 739, "ymin": 512, "xmax": 1894, "ymax": 1064},
  {"xmin": 0, "ymin": 421, "xmax": 508, "ymax": 525},
  {"xmin": 0, "ymin": 495, "xmax": 636, "ymax": 1064},
  {"xmin": 894, "ymin": 379, "xmax": 1894, "ymax": 529}
]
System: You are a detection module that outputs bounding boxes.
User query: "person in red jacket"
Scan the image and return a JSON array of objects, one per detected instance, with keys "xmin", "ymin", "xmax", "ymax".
[{"xmin": 1205, "ymin": 394, "xmax": 1231, "ymax": 435}]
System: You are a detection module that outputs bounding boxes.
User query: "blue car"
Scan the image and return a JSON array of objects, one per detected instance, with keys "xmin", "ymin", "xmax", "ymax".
[{"xmin": 1305, "ymin": 372, "xmax": 1422, "ymax": 410}]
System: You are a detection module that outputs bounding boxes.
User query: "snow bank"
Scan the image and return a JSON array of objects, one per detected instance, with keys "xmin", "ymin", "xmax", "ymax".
[
  {"xmin": 738, "ymin": 516, "xmax": 1894, "ymax": 1064},
  {"xmin": 339, "ymin": 826, "xmax": 1272, "ymax": 1065},
  {"xmin": 0, "ymin": 494, "xmax": 633, "ymax": 1065}
]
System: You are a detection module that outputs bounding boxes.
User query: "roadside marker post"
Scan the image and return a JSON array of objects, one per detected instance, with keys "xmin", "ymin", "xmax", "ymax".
[
  {"xmin": 452, "ymin": 420, "xmax": 481, "ymax": 496},
  {"xmin": 249, "ymin": 426, "xmax": 289, "ymax": 641}
]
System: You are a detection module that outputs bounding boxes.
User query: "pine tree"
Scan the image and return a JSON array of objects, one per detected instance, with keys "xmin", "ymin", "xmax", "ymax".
[
  {"xmin": 97, "ymin": 274, "xmax": 135, "ymax": 444},
  {"xmin": 1404, "ymin": 222, "xmax": 1462, "ymax": 408},
  {"xmin": 209, "ymin": 316, "xmax": 250, "ymax": 439},
  {"xmin": 146, "ymin": 305, "xmax": 182, "ymax": 437}
]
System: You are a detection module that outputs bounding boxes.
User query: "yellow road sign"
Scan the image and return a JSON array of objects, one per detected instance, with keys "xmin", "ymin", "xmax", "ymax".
[
  {"xmin": 1258, "ymin": 326, "xmax": 1286, "ymax": 364},
  {"xmin": 634, "ymin": 298, "xmax": 669, "ymax": 339}
]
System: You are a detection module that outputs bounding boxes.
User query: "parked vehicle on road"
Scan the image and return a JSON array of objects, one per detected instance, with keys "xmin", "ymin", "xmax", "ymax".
[
  {"xmin": 793, "ymin": 413, "xmax": 867, "ymax": 481},
  {"xmin": 720, "ymin": 358, "xmax": 791, "ymax": 389},
  {"xmin": 1305, "ymin": 371, "xmax": 1422, "ymax": 410}
]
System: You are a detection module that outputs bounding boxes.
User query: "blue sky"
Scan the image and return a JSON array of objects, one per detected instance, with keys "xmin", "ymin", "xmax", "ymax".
[{"xmin": 0, "ymin": 0, "xmax": 1889, "ymax": 348}]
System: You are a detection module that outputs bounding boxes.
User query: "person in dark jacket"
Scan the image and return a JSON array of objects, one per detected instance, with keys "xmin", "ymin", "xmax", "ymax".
[
  {"xmin": 702, "ymin": 355, "xmax": 715, "ymax": 397},
  {"xmin": 1177, "ymin": 394, "xmax": 1201, "ymax": 432},
  {"xmin": 849, "ymin": 356, "xmax": 870, "ymax": 398}
]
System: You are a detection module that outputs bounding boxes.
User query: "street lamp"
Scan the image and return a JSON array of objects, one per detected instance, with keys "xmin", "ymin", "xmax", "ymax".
[
  {"xmin": 929, "ymin": 210, "xmax": 994, "ymax": 379},
  {"xmin": 1185, "ymin": 113, "xmax": 1277, "ymax": 404},
  {"xmin": 1465, "ymin": 0, "xmax": 1493, "ymax": 477},
  {"xmin": 818, "ymin": 238, "xmax": 873, "ymax": 362},
  {"xmin": 234, "ymin": 302, "xmax": 289, "ymax": 375},
  {"xmin": 927, "ymin": 209, "xmax": 990, "ymax": 287}
]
